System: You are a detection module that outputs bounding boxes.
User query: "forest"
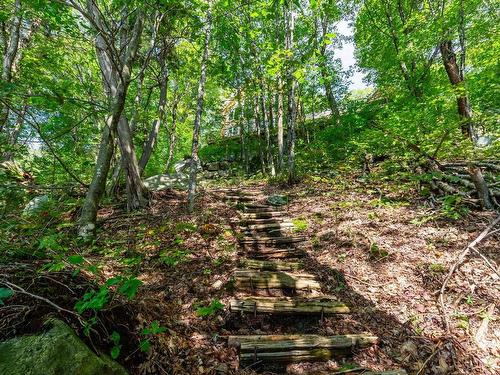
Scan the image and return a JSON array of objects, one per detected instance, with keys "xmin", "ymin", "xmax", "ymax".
[{"xmin": 0, "ymin": 0, "xmax": 498, "ymax": 374}]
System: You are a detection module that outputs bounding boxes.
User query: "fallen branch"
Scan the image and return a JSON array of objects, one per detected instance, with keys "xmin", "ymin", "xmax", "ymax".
[
  {"xmin": 0, "ymin": 279, "xmax": 83, "ymax": 324},
  {"xmin": 438, "ymin": 216, "xmax": 500, "ymax": 332}
]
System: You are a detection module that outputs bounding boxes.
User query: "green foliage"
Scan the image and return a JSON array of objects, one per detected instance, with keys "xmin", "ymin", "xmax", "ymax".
[
  {"xmin": 440, "ymin": 195, "xmax": 469, "ymax": 220},
  {"xmin": 0, "ymin": 288, "xmax": 14, "ymax": 305},
  {"xmin": 195, "ymin": 299, "xmax": 224, "ymax": 317},
  {"xmin": 110, "ymin": 331, "xmax": 121, "ymax": 359},
  {"xmin": 160, "ymin": 248, "xmax": 189, "ymax": 267},
  {"xmin": 369, "ymin": 242, "xmax": 389, "ymax": 260},
  {"xmin": 292, "ymin": 218, "xmax": 308, "ymax": 232}
]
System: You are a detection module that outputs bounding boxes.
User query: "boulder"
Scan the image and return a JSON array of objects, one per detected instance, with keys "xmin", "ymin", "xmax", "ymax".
[
  {"xmin": 143, "ymin": 174, "xmax": 188, "ymax": 191},
  {"xmin": 267, "ymin": 194, "xmax": 288, "ymax": 206},
  {"xmin": 174, "ymin": 158, "xmax": 201, "ymax": 174},
  {"xmin": 0, "ymin": 319, "xmax": 128, "ymax": 375},
  {"xmin": 22, "ymin": 195, "xmax": 50, "ymax": 216},
  {"xmin": 205, "ymin": 162, "xmax": 220, "ymax": 172}
]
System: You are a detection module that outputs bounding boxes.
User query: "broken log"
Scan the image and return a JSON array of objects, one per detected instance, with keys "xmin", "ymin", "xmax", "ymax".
[
  {"xmin": 233, "ymin": 269, "xmax": 320, "ymax": 291},
  {"xmin": 229, "ymin": 296, "xmax": 349, "ymax": 314}
]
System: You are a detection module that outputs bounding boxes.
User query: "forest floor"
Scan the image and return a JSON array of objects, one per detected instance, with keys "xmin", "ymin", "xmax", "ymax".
[{"xmin": 1, "ymin": 171, "xmax": 499, "ymax": 375}]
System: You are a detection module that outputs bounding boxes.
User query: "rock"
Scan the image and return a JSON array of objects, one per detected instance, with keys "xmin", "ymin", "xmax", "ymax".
[
  {"xmin": 174, "ymin": 158, "xmax": 201, "ymax": 174},
  {"xmin": 0, "ymin": 319, "xmax": 128, "ymax": 375},
  {"xmin": 206, "ymin": 162, "xmax": 220, "ymax": 172},
  {"xmin": 143, "ymin": 174, "xmax": 188, "ymax": 191},
  {"xmin": 267, "ymin": 194, "xmax": 288, "ymax": 206},
  {"xmin": 212, "ymin": 280, "xmax": 224, "ymax": 290},
  {"xmin": 22, "ymin": 195, "xmax": 50, "ymax": 216}
]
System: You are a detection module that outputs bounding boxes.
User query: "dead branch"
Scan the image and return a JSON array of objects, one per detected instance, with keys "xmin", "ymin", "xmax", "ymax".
[
  {"xmin": 438, "ymin": 216, "xmax": 500, "ymax": 332},
  {"xmin": 0, "ymin": 279, "xmax": 84, "ymax": 324}
]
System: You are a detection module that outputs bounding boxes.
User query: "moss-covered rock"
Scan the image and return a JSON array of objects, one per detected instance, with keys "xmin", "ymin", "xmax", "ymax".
[{"xmin": 0, "ymin": 319, "xmax": 128, "ymax": 375}]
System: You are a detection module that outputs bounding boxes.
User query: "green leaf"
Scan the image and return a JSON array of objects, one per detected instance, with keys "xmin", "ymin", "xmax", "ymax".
[
  {"xmin": 0, "ymin": 288, "xmax": 14, "ymax": 305},
  {"xmin": 118, "ymin": 277, "xmax": 142, "ymax": 300},
  {"xmin": 139, "ymin": 339, "xmax": 151, "ymax": 352},
  {"xmin": 110, "ymin": 345, "xmax": 121, "ymax": 359},
  {"xmin": 68, "ymin": 255, "xmax": 84, "ymax": 264}
]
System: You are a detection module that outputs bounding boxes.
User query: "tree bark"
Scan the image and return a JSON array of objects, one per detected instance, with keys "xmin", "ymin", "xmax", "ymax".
[
  {"xmin": 285, "ymin": 2, "xmax": 297, "ymax": 183},
  {"xmin": 439, "ymin": 40, "xmax": 475, "ymax": 141},
  {"xmin": 78, "ymin": 123, "xmax": 115, "ymax": 238},
  {"xmin": 188, "ymin": 7, "xmax": 212, "ymax": 212},
  {"xmin": 165, "ymin": 86, "xmax": 179, "ymax": 173},
  {"xmin": 0, "ymin": 0, "xmax": 22, "ymax": 131},
  {"xmin": 138, "ymin": 61, "xmax": 168, "ymax": 175},
  {"xmin": 276, "ymin": 78, "xmax": 284, "ymax": 171}
]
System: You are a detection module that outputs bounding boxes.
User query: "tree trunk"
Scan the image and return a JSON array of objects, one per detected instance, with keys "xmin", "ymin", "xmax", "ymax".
[
  {"xmin": 2, "ymin": 101, "xmax": 27, "ymax": 161},
  {"xmin": 254, "ymin": 97, "xmax": 266, "ymax": 174},
  {"xmin": 260, "ymin": 92, "xmax": 275, "ymax": 176},
  {"xmin": 468, "ymin": 164, "xmax": 493, "ymax": 209},
  {"xmin": 138, "ymin": 62, "xmax": 168, "ymax": 175},
  {"xmin": 188, "ymin": 8, "xmax": 212, "ymax": 212},
  {"xmin": 0, "ymin": 0, "xmax": 22, "ymax": 131},
  {"xmin": 165, "ymin": 88, "xmax": 179, "ymax": 173},
  {"xmin": 276, "ymin": 78, "xmax": 284, "ymax": 171},
  {"xmin": 78, "ymin": 123, "xmax": 115, "ymax": 238},
  {"xmin": 285, "ymin": 2, "xmax": 297, "ymax": 183},
  {"xmin": 439, "ymin": 40, "xmax": 475, "ymax": 141},
  {"xmin": 117, "ymin": 116, "xmax": 147, "ymax": 210}
]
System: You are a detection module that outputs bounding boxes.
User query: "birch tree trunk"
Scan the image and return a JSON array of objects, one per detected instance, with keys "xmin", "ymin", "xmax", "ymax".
[
  {"xmin": 188, "ymin": 7, "xmax": 212, "ymax": 212},
  {"xmin": 276, "ymin": 78, "xmax": 284, "ymax": 171}
]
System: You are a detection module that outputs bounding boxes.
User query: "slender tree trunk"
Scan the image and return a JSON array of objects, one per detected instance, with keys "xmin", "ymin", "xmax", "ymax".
[
  {"xmin": 117, "ymin": 116, "xmax": 147, "ymax": 210},
  {"xmin": 2, "ymin": 101, "xmax": 27, "ymax": 160},
  {"xmin": 260, "ymin": 92, "xmax": 275, "ymax": 176},
  {"xmin": 165, "ymin": 90, "xmax": 179, "ymax": 173},
  {"xmin": 0, "ymin": 0, "xmax": 22, "ymax": 131},
  {"xmin": 276, "ymin": 78, "xmax": 284, "ymax": 171},
  {"xmin": 254, "ymin": 97, "xmax": 266, "ymax": 174},
  {"xmin": 188, "ymin": 8, "xmax": 212, "ymax": 212},
  {"xmin": 285, "ymin": 2, "xmax": 297, "ymax": 183},
  {"xmin": 439, "ymin": 40, "xmax": 475, "ymax": 141},
  {"xmin": 78, "ymin": 123, "xmax": 115, "ymax": 238},
  {"xmin": 138, "ymin": 62, "xmax": 168, "ymax": 174}
]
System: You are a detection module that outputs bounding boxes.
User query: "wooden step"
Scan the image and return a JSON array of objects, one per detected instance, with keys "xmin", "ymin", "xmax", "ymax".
[
  {"xmin": 230, "ymin": 296, "xmax": 349, "ymax": 314},
  {"xmin": 226, "ymin": 195, "xmax": 255, "ymax": 201},
  {"xmin": 243, "ymin": 222, "xmax": 294, "ymax": 231},
  {"xmin": 244, "ymin": 206, "xmax": 284, "ymax": 213},
  {"xmin": 242, "ymin": 247, "xmax": 306, "ymax": 259},
  {"xmin": 240, "ymin": 218, "xmax": 289, "ymax": 225},
  {"xmin": 242, "ymin": 212, "xmax": 284, "ymax": 219},
  {"xmin": 233, "ymin": 269, "xmax": 320, "ymax": 291},
  {"xmin": 239, "ymin": 258, "xmax": 302, "ymax": 271},
  {"xmin": 242, "ymin": 203, "xmax": 275, "ymax": 209},
  {"xmin": 299, "ymin": 369, "xmax": 407, "ymax": 375},
  {"xmin": 228, "ymin": 334, "xmax": 378, "ymax": 364},
  {"xmin": 239, "ymin": 236, "xmax": 306, "ymax": 245}
]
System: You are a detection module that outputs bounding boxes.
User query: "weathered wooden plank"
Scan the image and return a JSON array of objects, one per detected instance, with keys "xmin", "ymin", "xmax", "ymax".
[
  {"xmin": 233, "ymin": 269, "xmax": 320, "ymax": 291},
  {"xmin": 239, "ymin": 259, "xmax": 303, "ymax": 271},
  {"xmin": 229, "ymin": 334, "xmax": 378, "ymax": 350},
  {"xmin": 242, "ymin": 212, "xmax": 284, "ymax": 219},
  {"xmin": 230, "ymin": 296, "xmax": 349, "ymax": 314},
  {"xmin": 229, "ymin": 334, "xmax": 378, "ymax": 364},
  {"xmin": 242, "ymin": 247, "xmax": 306, "ymax": 259},
  {"xmin": 242, "ymin": 222, "xmax": 294, "ymax": 230},
  {"xmin": 239, "ymin": 236, "xmax": 306, "ymax": 245}
]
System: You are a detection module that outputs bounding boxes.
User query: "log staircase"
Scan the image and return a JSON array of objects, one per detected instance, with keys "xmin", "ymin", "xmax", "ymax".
[{"xmin": 217, "ymin": 187, "xmax": 407, "ymax": 374}]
